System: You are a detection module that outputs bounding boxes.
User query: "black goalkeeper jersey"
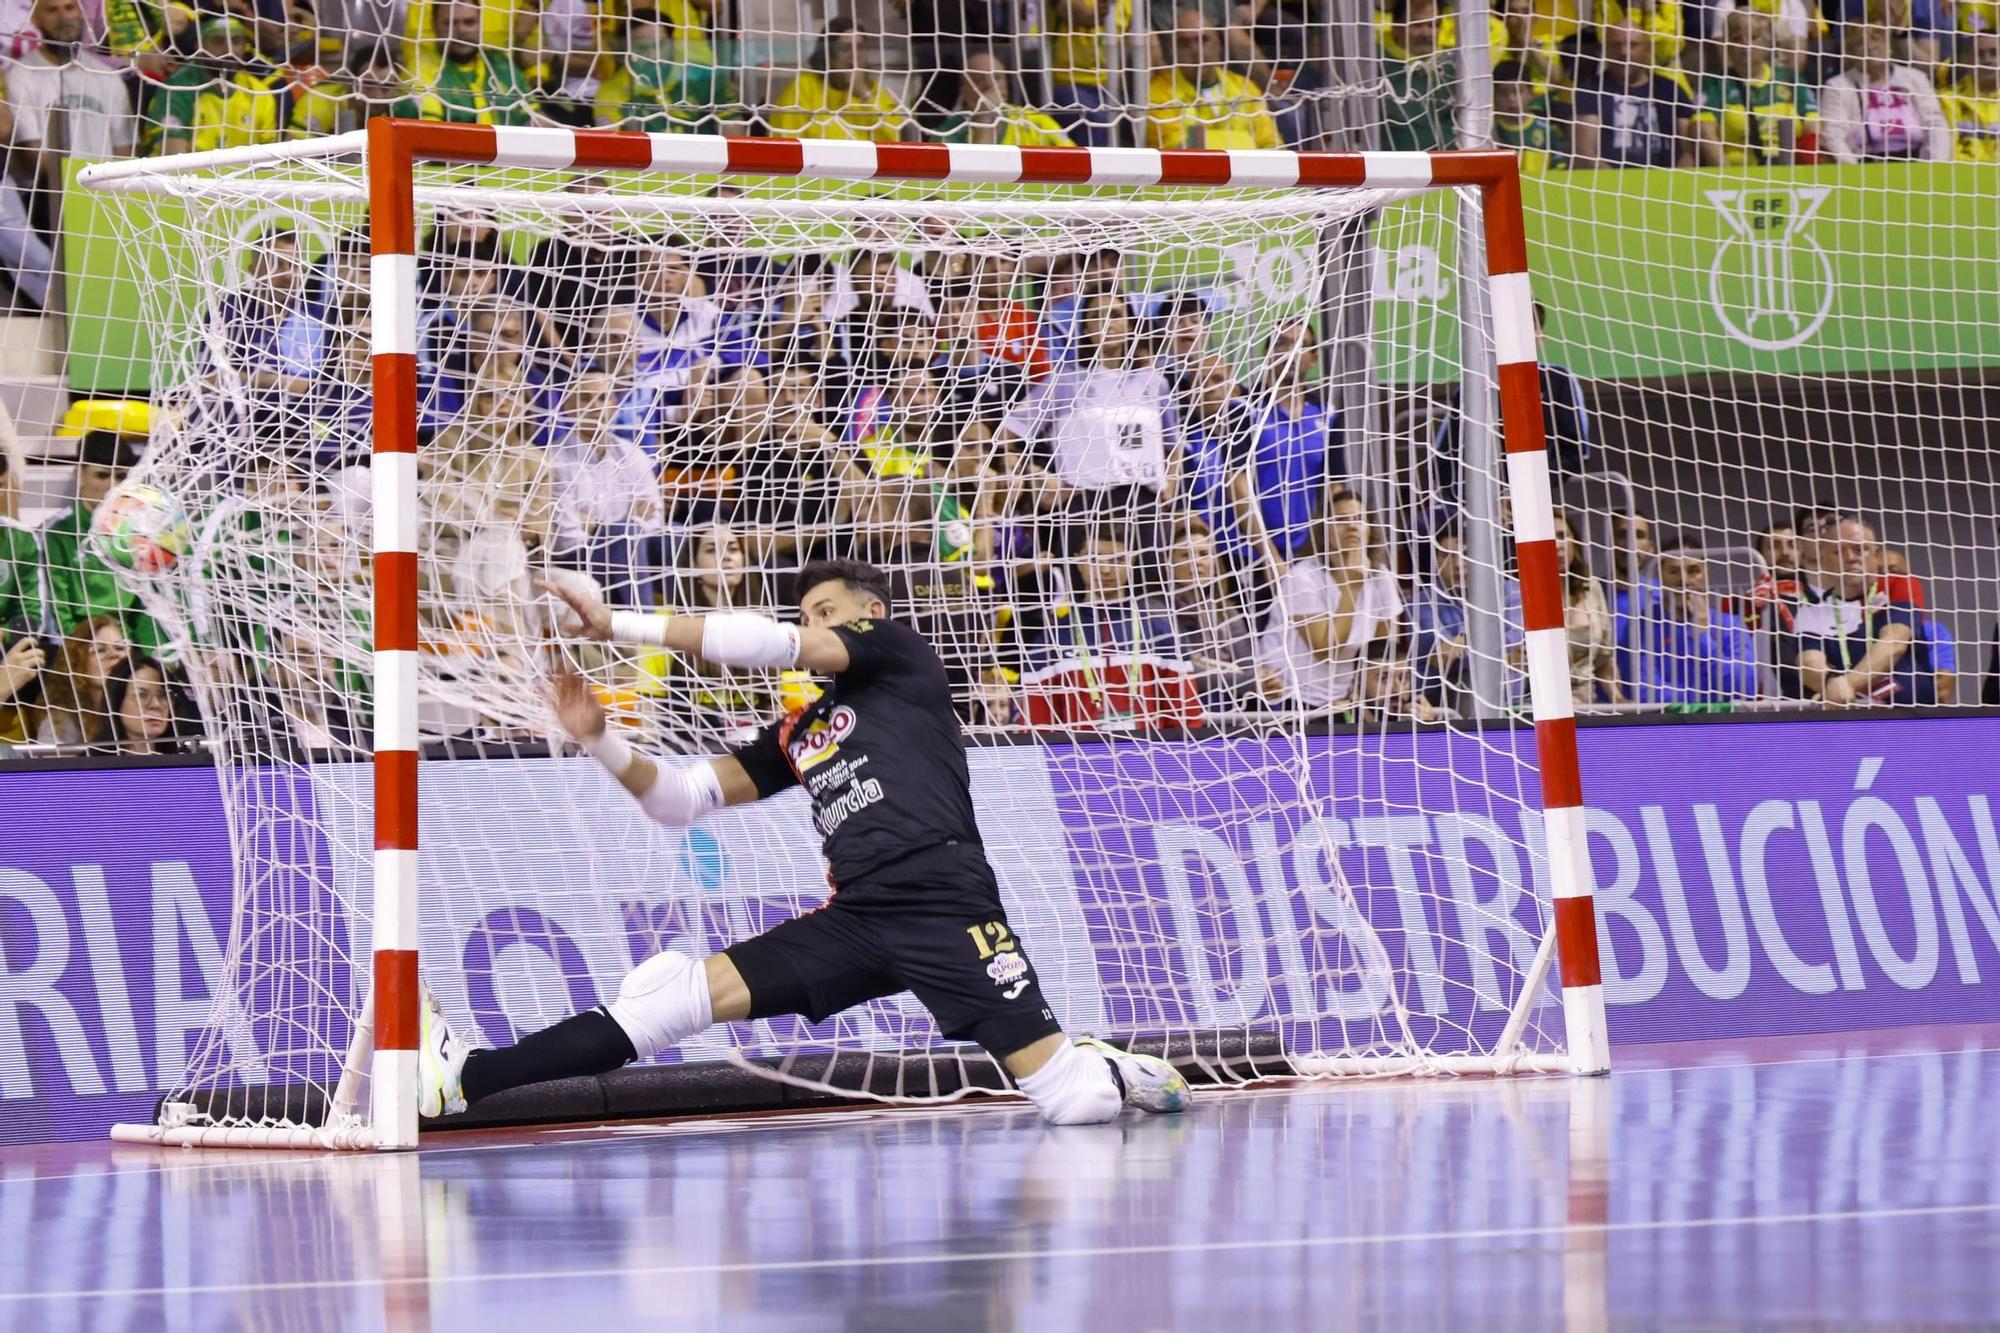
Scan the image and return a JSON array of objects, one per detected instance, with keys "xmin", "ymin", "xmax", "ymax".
[{"xmin": 729, "ymin": 618, "xmax": 986, "ymax": 890}]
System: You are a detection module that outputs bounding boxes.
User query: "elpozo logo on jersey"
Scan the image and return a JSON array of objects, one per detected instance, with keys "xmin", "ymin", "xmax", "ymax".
[{"xmin": 788, "ymin": 704, "xmax": 857, "ymax": 771}]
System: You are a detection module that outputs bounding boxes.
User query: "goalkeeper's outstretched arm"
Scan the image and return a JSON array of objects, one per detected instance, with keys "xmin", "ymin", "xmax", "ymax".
[
  {"xmin": 549, "ymin": 670, "xmax": 760, "ymax": 824},
  {"xmin": 536, "ymin": 577, "xmax": 853, "ymax": 674}
]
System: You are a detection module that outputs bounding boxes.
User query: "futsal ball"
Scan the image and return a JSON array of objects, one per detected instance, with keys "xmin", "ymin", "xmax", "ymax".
[{"xmin": 90, "ymin": 482, "xmax": 191, "ymax": 575}]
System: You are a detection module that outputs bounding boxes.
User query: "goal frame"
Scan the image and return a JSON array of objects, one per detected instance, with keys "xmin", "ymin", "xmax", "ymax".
[{"xmin": 85, "ymin": 121, "xmax": 1609, "ymax": 1152}]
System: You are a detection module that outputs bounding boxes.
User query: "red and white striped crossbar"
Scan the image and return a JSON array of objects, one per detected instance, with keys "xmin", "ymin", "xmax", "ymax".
[{"xmin": 360, "ymin": 123, "xmax": 1608, "ymax": 1142}]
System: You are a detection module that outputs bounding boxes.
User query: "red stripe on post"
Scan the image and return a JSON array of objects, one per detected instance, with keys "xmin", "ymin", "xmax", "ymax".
[
  {"xmin": 374, "ymin": 551, "xmax": 419, "ymax": 651},
  {"xmin": 376, "ymin": 748, "xmax": 419, "ymax": 850},
  {"xmin": 371, "ymin": 354, "xmax": 418, "ymax": 455},
  {"xmin": 1554, "ymin": 895, "xmax": 1603, "ymax": 989},
  {"xmin": 397, "ymin": 120, "xmax": 498, "ymax": 164},
  {"xmin": 1294, "ymin": 154, "xmax": 1370, "ymax": 187},
  {"xmin": 1516, "ymin": 539, "xmax": 1564, "ymax": 632},
  {"xmin": 374, "ymin": 949, "xmax": 421, "ymax": 1050},
  {"xmin": 1497, "ymin": 361, "xmax": 1547, "ymax": 457},
  {"xmin": 570, "ymin": 129, "xmax": 657, "ymax": 170},
  {"xmin": 1157, "ymin": 151, "xmax": 1235, "ymax": 186},
  {"xmin": 1479, "ymin": 168, "xmax": 1531, "ymax": 278},
  {"xmin": 1016, "ymin": 147, "xmax": 1096, "ymax": 182},
  {"xmin": 873, "ymin": 142, "xmax": 955, "ymax": 179},
  {"xmin": 1535, "ymin": 716, "xmax": 1584, "ymax": 809},
  {"xmin": 1422, "ymin": 150, "xmax": 1513, "ymax": 188},
  {"xmin": 367, "ymin": 120, "xmax": 415, "ymax": 255},
  {"xmin": 727, "ymin": 137, "xmax": 804, "ymax": 176}
]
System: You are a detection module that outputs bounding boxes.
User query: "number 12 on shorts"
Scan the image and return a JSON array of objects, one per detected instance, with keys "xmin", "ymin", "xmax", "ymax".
[{"xmin": 964, "ymin": 921, "xmax": 1015, "ymax": 958}]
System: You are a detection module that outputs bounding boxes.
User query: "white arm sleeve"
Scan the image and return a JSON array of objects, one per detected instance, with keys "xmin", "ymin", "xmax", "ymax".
[
  {"xmin": 636, "ymin": 761, "xmax": 726, "ymax": 828},
  {"xmin": 700, "ymin": 612, "xmax": 802, "ymax": 669}
]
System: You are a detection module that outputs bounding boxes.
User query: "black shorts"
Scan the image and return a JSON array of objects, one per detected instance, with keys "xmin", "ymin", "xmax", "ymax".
[{"xmin": 723, "ymin": 846, "xmax": 1063, "ymax": 1059}]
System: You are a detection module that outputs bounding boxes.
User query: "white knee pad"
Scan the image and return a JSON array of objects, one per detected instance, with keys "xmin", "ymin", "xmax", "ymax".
[
  {"xmin": 606, "ymin": 950, "xmax": 714, "ymax": 1059},
  {"xmin": 1017, "ymin": 1040, "xmax": 1123, "ymax": 1126}
]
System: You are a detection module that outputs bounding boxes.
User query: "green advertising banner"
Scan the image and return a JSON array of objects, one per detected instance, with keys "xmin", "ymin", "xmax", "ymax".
[{"xmin": 61, "ymin": 156, "xmax": 2000, "ymax": 395}]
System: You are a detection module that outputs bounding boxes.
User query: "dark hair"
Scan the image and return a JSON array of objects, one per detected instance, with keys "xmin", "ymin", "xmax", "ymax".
[
  {"xmin": 811, "ymin": 15, "xmax": 861, "ymax": 70},
  {"xmin": 104, "ymin": 653, "xmax": 187, "ymax": 749},
  {"xmin": 1494, "ymin": 59, "xmax": 1527, "ymax": 83},
  {"xmin": 78, "ymin": 430, "xmax": 143, "ymax": 471},
  {"xmin": 794, "ymin": 558, "xmax": 894, "ymax": 612}
]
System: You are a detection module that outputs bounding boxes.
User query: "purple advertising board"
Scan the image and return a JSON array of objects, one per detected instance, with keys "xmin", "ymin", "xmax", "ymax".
[{"xmin": 4, "ymin": 714, "xmax": 1999, "ymax": 1146}]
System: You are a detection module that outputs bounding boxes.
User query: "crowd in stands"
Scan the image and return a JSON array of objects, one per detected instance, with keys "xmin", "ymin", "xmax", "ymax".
[
  {"xmin": 0, "ymin": 202, "xmax": 1970, "ymax": 757},
  {"xmin": 0, "ymin": 0, "xmax": 1986, "ymax": 755}
]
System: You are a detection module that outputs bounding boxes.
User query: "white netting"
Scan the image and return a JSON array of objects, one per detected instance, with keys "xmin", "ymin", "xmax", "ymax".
[{"xmin": 86, "ymin": 141, "xmax": 1571, "ymax": 1143}]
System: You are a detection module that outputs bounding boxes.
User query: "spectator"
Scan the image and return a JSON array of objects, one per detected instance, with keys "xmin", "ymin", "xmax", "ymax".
[
  {"xmin": 595, "ymin": 0, "xmax": 736, "ymax": 133},
  {"xmin": 41, "ymin": 418, "xmax": 167, "ymax": 658},
  {"xmin": 1408, "ymin": 519, "xmax": 1525, "ymax": 714},
  {"xmin": 1045, "ymin": 0, "xmax": 1129, "ymax": 147},
  {"xmin": 768, "ymin": 17, "xmax": 911, "ymax": 142},
  {"xmin": 1610, "ymin": 509, "xmax": 1666, "ymax": 696},
  {"xmin": 35, "ymin": 614, "xmax": 127, "ymax": 746},
  {"xmin": 410, "ymin": 0, "xmax": 535, "ymax": 125},
  {"xmin": 1144, "ymin": 517, "xmax": 1277, "ymax": 712},
  {"xmin": 1553, "ymin": 508, "xmax": 1621, "ymax": 706},
  {"xmin": 1493, "ymin": 59, "xmax": 1552, "ymax": 173},
  {"xmin": 1737, "ymin": 511, "xmax": 1810, "ymax": 631},
  {"xmin": 1596, "ymin": 0, "xmax": 1686, "ymax": 68},
  {"xmin": 5, "ymin": 0, "xmax": 135, "ymax": 224},
  {"xmin": 1144, "ymin": 7, "xmax": 1282, "ymax": 150},
  {"xmin": 659, "ymin": 520, "xmax": 773, "ymax": 731},
  {"xmin": 896, "ymin": 0, "xmax": 1009, "ymax": 128},
  {"xmin": 1696, "ymin": 10, "xmax": 1817, "ymax": 166},
  {"xmin": 1142, "ymin": 288, "xmax": 1214, "ymax": 399},
  {"xmin": 1647, "ymin": 544, "xmax": 1761, "ymax": 703},
  {"xmin": 159, "ymin": 17, "xmax": 288, "ymax": 153},
  {"xmin": 1570, "ymin": 13, "xmax": 1697, "ymax": 167},
  {"xmin": 931, "ymin": 255, "xmax": 1048, "ymax": 428},
  {"xmin": 1237, "ymin": 0, "xmax": 1340, "ymax": 146},
  {"xmin": 630, "ymin": 241, "xmax": 723, "ymax": 431},
  {"xmin": 937, "ymin": 48, "xmax": 1073, "ymax": 145},
  {"xmin": 1872, "ymin": 541, "xmax": 1927, "ymax": 605},
  {"xmin": 995, "ymin": 289, "xmax": 1178, "ymax": 522},
  {"xmin": 0, "ymin": 81, "xmax": 50, "ymax": 309},
  {"xmin": 1257, "ymin": 490, "xmax": 1405, "ymax": 714},
  {"xmin": 289, "ymin": 39, "xmax": 415, "ymax": 136},
  {"xmin": 0, "ymin": 404, "xmax": 39, "ymax": 629},
  {"xmin": 433, "ymin": 443, "xmax": 562, "ymax": 642},
  {"xmin": 1216, "ymin": 322, "xmax": 1341, "ymax": 573},
  {"xmin": 1711, "ymin": 0, "xmax": 1823, "ymax": 68},
  {"xmin": 1431, "ymin": 302, "xmax": 1590, "ymax": 504},
  {"xmin": 518, "ymin": 178, "xmax": 640, "ymax": 353},
  {"xmin": 1783, "ymin": 513, "xmax": 1939, "ymax": 705},
  {"xmin": 103, "ymin": 653, "xmax": 188, "ymax": 754},
  {"xmin": 1038, "ymin": 248, "xmax": 1126, "ymax": 368},
  {"xmin": 301, "ymin": 314, "xmax": 374, "ymax": 467},
  {"xmin": 1832, "ymin": 0, "xmax": 1954, "ymax": 73},
  {"xmin": 1380, "ymin": 0, "xmax": 1453, "ymax": 152},
  {"xmin": 527, "ymin": 0, "xmax": 602, "ymax": 128},
  {"xmin": 1819, "ymin": 22, "xmax": 1954, "ymax": 161},
  {"xmin": 547, "ymin": 367, "xmax": 664, "ymax": 606},
  {"xmin": 1946, "ymin": 30, "xmax": 2000, "ymax": 160},
  {"xmin": 212, "ymin": 226, "xmax": 326, "ymax": 440}
]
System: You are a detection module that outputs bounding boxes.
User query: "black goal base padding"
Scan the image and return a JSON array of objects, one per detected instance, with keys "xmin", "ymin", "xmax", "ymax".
[{"xmin": 152, "ymin": 1029, "xmax": 1294, "ymax": 1136}]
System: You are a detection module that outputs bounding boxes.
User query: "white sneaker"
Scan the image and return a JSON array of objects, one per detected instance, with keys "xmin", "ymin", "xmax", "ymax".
[
  {"xmin": 417, "ymin": 987, "xmax": 469, "ymax": 1119},
  {"xmin": 1076, "ymin": 1038, "xmax": 1191, "ymax": 1114}
]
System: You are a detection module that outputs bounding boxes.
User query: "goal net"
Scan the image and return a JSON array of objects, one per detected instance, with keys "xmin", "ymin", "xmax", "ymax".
[{"xmin": 82, "ymin": 126, "xmax": 1603, "ymax": 1151}]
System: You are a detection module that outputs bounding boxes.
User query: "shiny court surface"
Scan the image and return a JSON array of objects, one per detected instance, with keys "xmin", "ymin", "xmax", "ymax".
[{"xmin": 5, "ymin": 1025, "xmax": 1998, "ymax": 1332}]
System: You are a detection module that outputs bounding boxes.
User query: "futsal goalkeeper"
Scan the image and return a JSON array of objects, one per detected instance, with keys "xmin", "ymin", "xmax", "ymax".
[{"xmin": 418, "ymin": 557, "xmax": 1189, "ymax": 1125}]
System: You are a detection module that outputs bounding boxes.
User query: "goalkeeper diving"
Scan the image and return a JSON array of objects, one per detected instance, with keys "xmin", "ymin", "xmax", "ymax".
[{"xmin": 418, "ymin": 558, "xmax": 1189, "ymax": 1125}]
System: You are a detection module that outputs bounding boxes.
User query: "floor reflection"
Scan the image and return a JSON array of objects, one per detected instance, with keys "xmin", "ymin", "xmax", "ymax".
[{"xmin": 4, "ymin": 1025, "xmax": 1997, "ymax": 1331}]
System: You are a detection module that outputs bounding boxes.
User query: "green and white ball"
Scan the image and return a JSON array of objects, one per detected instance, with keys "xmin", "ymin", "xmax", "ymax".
[{"xmin": 90, "ymin": 482, "xmax": 191, "ymax": 575}]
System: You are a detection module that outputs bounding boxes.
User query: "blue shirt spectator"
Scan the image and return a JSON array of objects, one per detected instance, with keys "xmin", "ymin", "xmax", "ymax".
[
  {"xmin": 208, "ymin": 228, "xmax": 325, "ymax": 422},
  {"xmin": 1635, "ymin": 549, "xmax": 1761, "ymax": 703},
  {"xmin": 1571, "ymin": 17, "xmax": 1697, "ymax": 168},
  {"xmin": 1408, "ymin": 522, "xmax": 1526, "ymax": 710}
]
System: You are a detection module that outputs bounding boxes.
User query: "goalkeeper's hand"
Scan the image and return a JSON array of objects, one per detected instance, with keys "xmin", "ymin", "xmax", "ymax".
[
  {"xmin": 535, "ymin": 577, "xmax": 612, "ymax": 641},
  {"xmin": 550, "ymin": 670, "xmax": 607, "ymax": 742}
]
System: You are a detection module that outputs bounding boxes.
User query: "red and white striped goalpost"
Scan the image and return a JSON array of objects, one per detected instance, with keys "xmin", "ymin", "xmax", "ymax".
[{"xmin": 93, "ymin": 121, "xmax": 1609, "ymax": 1151}]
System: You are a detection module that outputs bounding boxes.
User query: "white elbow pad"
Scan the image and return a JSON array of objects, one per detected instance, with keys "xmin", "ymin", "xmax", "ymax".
[
  {"xmin": 700, "ymin": 612, "xmax": 802, "ymax": 670},
  {"xmin": 637, "ymin": 761, "xmax": 725, "ymax": 827}
]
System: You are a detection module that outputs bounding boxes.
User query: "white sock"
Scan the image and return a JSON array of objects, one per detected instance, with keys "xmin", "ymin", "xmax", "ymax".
[{"xmin": 1016, "ymin": 1040, "xmax": 1124, "ymax": 1125}]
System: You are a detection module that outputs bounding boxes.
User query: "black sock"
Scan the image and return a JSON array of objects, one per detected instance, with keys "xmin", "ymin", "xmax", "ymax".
[{"xmin": 459, "ymin": 1008, "xmax": 639, "ymax": 1105}]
